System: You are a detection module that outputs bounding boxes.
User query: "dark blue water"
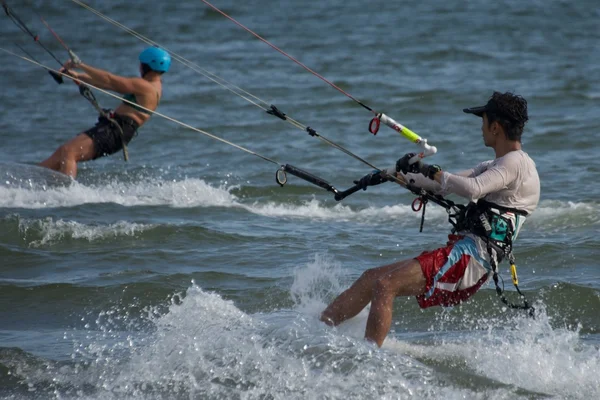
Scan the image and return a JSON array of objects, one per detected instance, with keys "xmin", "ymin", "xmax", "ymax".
[{"xmin": 1, "ymin": 0, "xmax": 599, "ymax": 398}]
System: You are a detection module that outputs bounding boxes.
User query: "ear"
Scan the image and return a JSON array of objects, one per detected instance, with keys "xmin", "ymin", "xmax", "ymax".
[{"xmin": 490, "ymin": 120, "xmax": 500, "ymax": 133}]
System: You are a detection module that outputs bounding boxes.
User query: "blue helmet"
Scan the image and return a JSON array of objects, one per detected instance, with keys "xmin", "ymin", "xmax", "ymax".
[{"xmin": 139, "ymin": 46, "xmax": 171, "ymax": 73}]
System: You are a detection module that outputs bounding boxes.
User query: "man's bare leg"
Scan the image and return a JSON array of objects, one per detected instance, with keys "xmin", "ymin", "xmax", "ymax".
[
  {"xmin": 364, "ymin": 259, "xmax": 426, "ymax": 347},
  {"xmin": 320, "ymin": 259, "xmax": 424, "ymax": 327},
  {"xmin": 39, "ymin": 134, "xmax": 95, "ymax": 178}
]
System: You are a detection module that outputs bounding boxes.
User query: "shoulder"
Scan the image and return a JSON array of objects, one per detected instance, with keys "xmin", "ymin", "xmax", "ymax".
[
  {"xmin": 491, "ymin": 151, "xmax": 538, "ymax": 183},
  {"xmin": 496, "ymin": 150, "xmax": 535, "ymax": 168},
  {"xmin": 503, "ymin": 150, "xmax": 526, "ymax": 159},
  {"xmin": 127, "ymin": 76, "xmax": 151, "ymax": 86},
  {"xmin": 477, "ymin": 160, "xmax": 495, "ymax": 168},
  {"xmin": 129, "ymin": 77, "xmax": 156, "ymax": 93},
  {"xmin": 472, "ymin": 159, "xmax": 494, "ymax": 174}
]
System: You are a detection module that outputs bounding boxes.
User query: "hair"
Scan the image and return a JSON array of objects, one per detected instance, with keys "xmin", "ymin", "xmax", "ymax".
[
  {"xmin": 486, "ymin": 91, "xmax": 528, "ymax": 141},
  {"xmin": 141, "ymin": 63, "xmax": 165, "ymax": 77}
]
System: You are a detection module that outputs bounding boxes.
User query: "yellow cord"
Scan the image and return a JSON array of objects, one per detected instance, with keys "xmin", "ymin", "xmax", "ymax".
[{"xmin": 510, "ymin": 264, "xmax": 519, "ymax": 286}]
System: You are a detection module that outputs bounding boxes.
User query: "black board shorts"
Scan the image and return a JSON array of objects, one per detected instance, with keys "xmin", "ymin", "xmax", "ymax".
[{"xmin": 83, "ymin": 114, "xmax": 139, "ymax": 160}]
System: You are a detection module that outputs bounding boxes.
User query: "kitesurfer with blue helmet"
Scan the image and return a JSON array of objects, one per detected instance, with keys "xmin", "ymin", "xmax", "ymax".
[{"xmin": 39, "ymin": 46, "xmax": 171, "ymax": 178}]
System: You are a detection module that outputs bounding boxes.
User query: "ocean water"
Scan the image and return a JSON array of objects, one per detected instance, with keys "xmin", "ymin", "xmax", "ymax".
[{"xmin": 1, "ymin": 0, "xmax": 599, "ymax": 398}]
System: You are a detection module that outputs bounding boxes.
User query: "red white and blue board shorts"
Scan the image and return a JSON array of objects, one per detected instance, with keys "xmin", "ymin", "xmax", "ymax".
[{"xmin": 416, "ymin": 234, "xmax": 491, "ymax": 308}]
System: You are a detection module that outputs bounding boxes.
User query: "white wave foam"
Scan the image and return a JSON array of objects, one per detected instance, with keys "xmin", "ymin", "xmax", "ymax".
[
  {"xmin": 289, "ymin": 255, "xmax": 600, "ymax": 399},
  {"xmin": 15, "ymin": 255, "xmax": 563, "ymax": 399},
  {"xmin": 63, "ymin": 282, "xmax": 514, "ymax": 400},
  {"xmin": 240, "ymin": 197, "xmax": 449, "ymax": 224},
  {"xmin": 385, "ymin": 308, "xmax": 600, "ymax": 399},
  {"xmin": 18, "ymin": 217, "xmax": 154, "ymax": 247},
  {"xmin": 528, "ymin": 200, "xmax": 600, "ymax": 230},
  {"xmin": 245, "ymin": 198, "xmax": 600, "ymax": 229},
  {"xmin": 0, "ymin": 178, "xmax": 237, "ymax": 209},
  {"xmin": 2, "ymin": 176, "xmax": 597, "ymax": 231},
  {"xmin": 0, "ymin": 176, "xmax": 452, "ymax": 227},
  {"xmin": 289, "ymin": 253, "xmax": 376, "ymax": 339},
  {"xmin": 290, "ymin": 253, "xmax": 345, "ymax": 314}
]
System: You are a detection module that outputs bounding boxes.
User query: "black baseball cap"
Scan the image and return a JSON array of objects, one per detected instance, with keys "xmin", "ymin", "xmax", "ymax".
[
  {"xmin": 463, "ymin": 98, "xmax": 502, "ymax": 118},
  {"xmin": 463, "ymin": 92, "xmax": 528, "ymax": 124}
]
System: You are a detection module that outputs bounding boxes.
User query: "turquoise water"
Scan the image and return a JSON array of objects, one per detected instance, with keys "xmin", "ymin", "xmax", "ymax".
[{"xmin": 1, "ymin": 0, "xmax": 599, "ymax": 398}]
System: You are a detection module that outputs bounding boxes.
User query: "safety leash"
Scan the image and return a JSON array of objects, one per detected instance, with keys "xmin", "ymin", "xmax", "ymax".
[
  {"xmin": 404, "ymin": 182, "xmax": 465, "ymax": 233},
  {"xmin": 487, "ymin": 240, "xmax": 535, "ymax": 317}
]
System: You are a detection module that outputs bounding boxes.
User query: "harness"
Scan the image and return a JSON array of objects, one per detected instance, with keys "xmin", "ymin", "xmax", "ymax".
[
  {"xmin": 94, "ymin": 105, "xmax": 129, "ymax": 162},
  {"xmin": 407, "ymin": 183, "xmax": 535, "ymax": 316}
]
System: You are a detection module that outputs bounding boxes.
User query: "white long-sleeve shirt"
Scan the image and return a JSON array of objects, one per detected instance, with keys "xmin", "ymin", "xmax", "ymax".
[
  {"xmin": 399, "ymin": 150, "xmax": 540, "ymax": 215},
  {"xmin": 397, "ymin": 150, "xmax": 540, "ymax": 259}
]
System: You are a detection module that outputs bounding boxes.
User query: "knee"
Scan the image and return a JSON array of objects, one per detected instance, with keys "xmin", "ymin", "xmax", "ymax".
[
  {"xmin": 55, "ymin": 144, "xmax": 70, "ymax": 159},
  {"xmin": 359, "ymin": 268, "xmax": 380, "ymax": 282},
  {"xmin": 373, "ymin": 276, "xmax": 394, "ymax": 296},
  {"xmin": 359, "ymin": 268, "xmax": 389, "ymax": 293},
  {"xmin": 55, "ymin": 144, "xmax": 77, "ymax": 161}
]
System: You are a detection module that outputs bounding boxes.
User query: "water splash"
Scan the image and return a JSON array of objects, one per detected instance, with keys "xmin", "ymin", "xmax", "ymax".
[{"xmin": 3, "ymin": 277, "xmax": 531, "ymax": 399}]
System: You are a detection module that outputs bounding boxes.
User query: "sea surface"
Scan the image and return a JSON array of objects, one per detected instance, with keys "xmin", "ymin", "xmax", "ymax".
[{"xmin": 1, "ymin": 0, "xmax": 599, "ymax": 399}]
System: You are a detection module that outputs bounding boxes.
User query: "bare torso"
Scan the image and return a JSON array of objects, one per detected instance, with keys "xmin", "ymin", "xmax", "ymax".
[{"xmin": 114, "ymin": 80, "xmax": 162, "ymax": 126}]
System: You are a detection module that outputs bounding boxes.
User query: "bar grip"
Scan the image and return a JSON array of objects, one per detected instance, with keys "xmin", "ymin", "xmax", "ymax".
[
  {"xmin": 283, "ymin": 164, "xmax": 337, "ymax": 193},
  {"xmin": 334, "ymin": 184, "xmax": 362, "ymax": 201}
]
